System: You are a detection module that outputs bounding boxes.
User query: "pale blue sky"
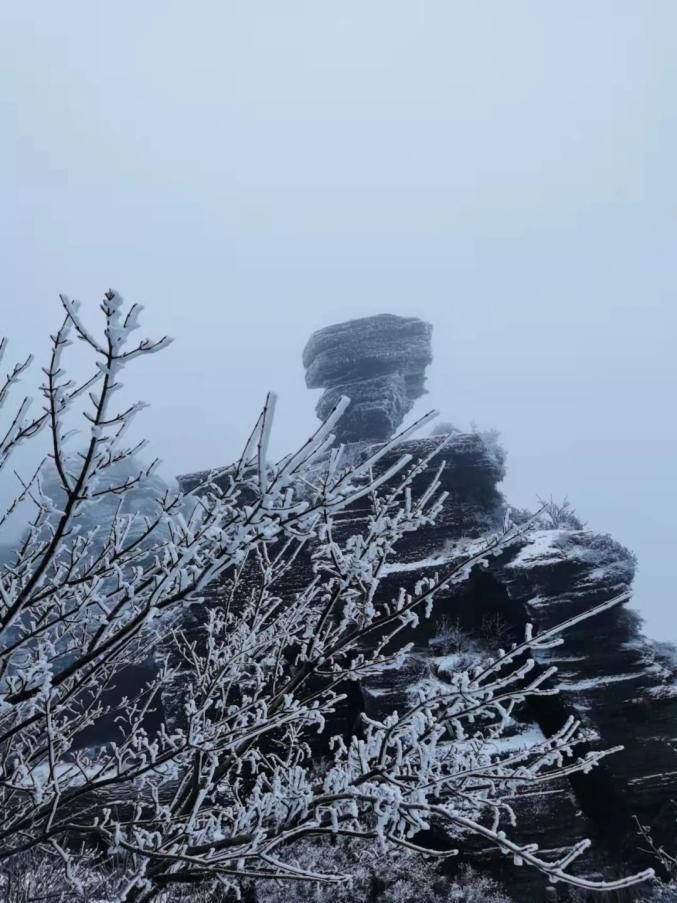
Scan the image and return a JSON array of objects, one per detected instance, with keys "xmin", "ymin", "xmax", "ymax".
[{"xmin": 1, "ymin": 2, "xmax": 676, "ymax": 636}]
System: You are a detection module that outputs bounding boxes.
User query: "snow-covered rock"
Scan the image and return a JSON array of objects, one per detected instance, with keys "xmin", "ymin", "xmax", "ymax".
[
  {"xmin": 177, "ymin": 312, "xmax": 677, "ymax": 899},
  {"xmin": 302, "ymin": 315, "xmax": 677, "ymax": 896},
  {"xmin": 302, "ymin": 314, "xmax": 433, "ymax": 443}
]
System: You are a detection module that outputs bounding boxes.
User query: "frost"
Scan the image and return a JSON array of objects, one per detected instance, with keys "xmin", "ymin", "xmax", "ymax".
[
  {"xmin": 558, "ymin": 672, "xmax": 642, "ymax": 692},
  {"xmin": 507, "ymin": 530, "xmax": 568, "ymax": 569},
  {"xmin": 382, "ymin": 555, "xmax": 451, "ymax": 574},
  {"xmin": 0, "ymin": 292, "xmax": 652, "ymax": 899}
]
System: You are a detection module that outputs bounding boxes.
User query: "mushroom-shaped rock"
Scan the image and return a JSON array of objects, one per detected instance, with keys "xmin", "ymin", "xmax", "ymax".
[{"xmin": 302, "ymin": 314, "xmax": 433, "ymax": 443}]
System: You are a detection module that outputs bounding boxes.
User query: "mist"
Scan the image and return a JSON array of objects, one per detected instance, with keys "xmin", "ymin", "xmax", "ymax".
[{"xmin": 1, "ymin": 2, "xmax": 675, "ymax": 638}]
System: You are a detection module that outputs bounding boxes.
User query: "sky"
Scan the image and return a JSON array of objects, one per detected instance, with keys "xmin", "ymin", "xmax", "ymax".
[{"xmin": 1, "ymin": 2, "xmax": 675, "ymax": 638}]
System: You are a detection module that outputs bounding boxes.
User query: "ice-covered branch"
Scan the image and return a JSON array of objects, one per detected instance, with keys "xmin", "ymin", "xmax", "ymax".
[{"xmin": 0, "ymin": 291, "xmax": 652, "ymax": 902}]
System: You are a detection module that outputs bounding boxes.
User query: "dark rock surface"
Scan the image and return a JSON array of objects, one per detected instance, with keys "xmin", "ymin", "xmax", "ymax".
[{"xmin": 302, "ymin": 314, "xmax": 433, "ymax": 443}]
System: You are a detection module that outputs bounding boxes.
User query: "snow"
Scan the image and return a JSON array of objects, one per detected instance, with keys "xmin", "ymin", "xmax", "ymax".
[
  {"xmin": 546, "ymin": 655, "xmax": 587, "ymax": 664},
  {"xmin": 506, "ymin": 530, "xmax": 568, "ymax": 570},
  {"xmin": 647, "ymin": 682, "xmax": 677, "ymax": 700},
  {"xmin": 382, "ymin": 555, "xmax": 451, "ymax": 574},
  {"xmin": 558, "ymin": 672, "xmax": 641, "ymax": 692},
  {"xmin": 485, "ymin": 724, "xmax": 546, "ymax": 753},
  {"xmin": 433, "ymin": 652, "xmax": 479, "ymax": 674},
  {"xmin": 364, "ymin": 686, "xmax": 390, "ymax": 698}
]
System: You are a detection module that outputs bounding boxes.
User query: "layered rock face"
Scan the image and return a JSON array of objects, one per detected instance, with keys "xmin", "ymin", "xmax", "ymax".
[
  {"xmin": 178, "ymin": 314, "xmax": 677, "ymax": 900},
  {"xmin": 302, "ymin": 314, "xmax": 433, "ymax": 443},
  {"xmin": 300, "ymin": 314, "xmax": 677, "ymax": 896},
  {"xmin": 349, "ymin": 436, "xmax": 677, "ymax": 899}
]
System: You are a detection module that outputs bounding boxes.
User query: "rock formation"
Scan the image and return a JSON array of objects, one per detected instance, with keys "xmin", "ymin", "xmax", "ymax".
[
  {"xmin": 302, "ymin": 314, "xmax": 433, "ymax": 443},
  {"xmin": 301, "ymin": 314, "xmax": 677, "ymax": 897},
  {"xmin": 179, "ymin": 314, "xmax": 677, "ymax": 900},
  {"xmin": 345, "ymin": 434, "xmax": 677, "ymax": 899}
]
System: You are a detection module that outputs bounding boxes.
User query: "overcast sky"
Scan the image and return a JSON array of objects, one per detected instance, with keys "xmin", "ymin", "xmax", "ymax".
[{"xmin": 1, "ymin": 2, "xmax": 675, "ymax": 638}]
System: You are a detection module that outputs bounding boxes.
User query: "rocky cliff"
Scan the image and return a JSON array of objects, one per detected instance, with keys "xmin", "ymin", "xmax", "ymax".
[
  {"xmin": 180, "ymin": 314, "xmax": 677, "ymax": 901},
  {"xmin": 343, "ymin": 433, "xmax": 677, "ymax": 900},
  {"xmin": 304, "ymin": 315, "xmax": 677, "ymax": 898}
]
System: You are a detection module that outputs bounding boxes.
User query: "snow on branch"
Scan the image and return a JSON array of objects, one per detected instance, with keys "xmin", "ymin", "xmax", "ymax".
[{"xmin": 0, "ymin": 291, "xmax": 653, "ymax": 901}]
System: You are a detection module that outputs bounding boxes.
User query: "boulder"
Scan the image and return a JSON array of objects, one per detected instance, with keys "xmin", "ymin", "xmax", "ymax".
[{"xmin": 302, "ymin": 314, "xmax": 433, "ymax": 443}]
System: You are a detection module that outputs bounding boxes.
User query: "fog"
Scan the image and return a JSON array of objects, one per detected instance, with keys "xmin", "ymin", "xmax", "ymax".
[{"xmin": 1, "ymin": 2, "xmax": 675, "ymax": 638}]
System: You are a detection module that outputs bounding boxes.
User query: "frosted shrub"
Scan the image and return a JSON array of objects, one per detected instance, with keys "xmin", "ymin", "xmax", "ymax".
[
  {"xmin": 636, "ymin": 882, "xmax": 677, "ymax": 903},
  {"xmin": 253, "ymin": 842, "xmax": 511, "ymax": 902},
  {"xmin": 0, "ymin": 846, "xmax": 514, "ymax": 903},
  {"xmin": 0, "ymin": 292, "xmax": 654, "ymax": 900},
  {"xmin": 635, "ymin": 815, "xmax": 677, "ymax": 902},
  {"xmin": 535, "ymin": 497, "xmax": 585, "ymax": 531}
]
